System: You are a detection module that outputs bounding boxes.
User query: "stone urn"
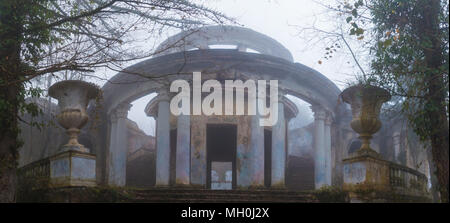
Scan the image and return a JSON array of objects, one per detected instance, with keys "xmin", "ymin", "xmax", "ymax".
[
  {"xmin": 341, "ymin": 84, "xmax": 391, "ymax": 157},
  {"xmin": 49, "ymin": 80, "xmax": 100, "ymax": 153}
]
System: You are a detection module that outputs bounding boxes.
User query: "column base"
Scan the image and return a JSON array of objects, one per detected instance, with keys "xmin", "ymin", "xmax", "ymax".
[
  {"xmin": 270, "ymin": 181, "xmax": 286, "ymax": 189},
  {"xmin": 247, "ymin": 185, "xmax": 266, "ymax": 190},
  {"xmin": 154, "ymin": 184, "xmax": 171, "ymax": 188},
  {"xmin": 173, "ymin": 183, "xmax": 193, "ymax": 188}
]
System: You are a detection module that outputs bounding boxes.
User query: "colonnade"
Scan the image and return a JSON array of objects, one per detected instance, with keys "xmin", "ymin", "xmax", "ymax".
[{"xmin": 107, "ymin": 89, "xmax": 333, "ymax": 189}]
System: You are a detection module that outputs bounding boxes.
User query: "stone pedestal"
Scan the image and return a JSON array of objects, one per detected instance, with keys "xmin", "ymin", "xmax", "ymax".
[
  {"xmin": 343, "ymin": 154, "xmax": 391, "ymax": 203},
  {"xmin": 342, "ymin": 153, "xmax": 430, "ymax": 202},
  {"xmin": 49, "ymin": 150, "xmax": 96, "ymax": 187},
  {"xmin": 343, "ymin": 154, "xmax": 390, "ymax": 191}
]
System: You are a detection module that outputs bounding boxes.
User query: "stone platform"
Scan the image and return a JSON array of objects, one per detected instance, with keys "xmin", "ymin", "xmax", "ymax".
[
  {"xmin": 127, "ymin": 188, "xmax": 319, "ymax": 203},
  {"xmin": 17, "ymin": 187, "xmax": 321, "ymax": 203}
]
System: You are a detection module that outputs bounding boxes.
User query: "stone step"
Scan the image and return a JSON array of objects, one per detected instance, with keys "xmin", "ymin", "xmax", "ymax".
[
  {"xmin": 124, "ymin": 188, "xmax": 318, "ymax": 203},
  {"xmin": 131, "ymin": 188, "xmax": 312, "ymax": 194},
  {"xmin": 131, "ymin": 193, "xmax": 315, "ymax": 200},
  {"xmin": 129, "ymin": 198, "xmax": 318, "ymax": 203}
]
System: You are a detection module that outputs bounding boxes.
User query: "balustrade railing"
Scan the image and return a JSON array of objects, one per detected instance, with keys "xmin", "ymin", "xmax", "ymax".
[
  {"xmin": 18, "ymin": 158, "xmax": 51, "ymax": 189},
  {"xmin": 389, "ymin": 162, "xmax": 428, "ymax": 194}
]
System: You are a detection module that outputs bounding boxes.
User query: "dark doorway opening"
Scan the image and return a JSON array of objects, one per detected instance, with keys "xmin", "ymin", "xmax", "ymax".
[
  {"xmin": 169, "ymin": 128, "xmax": 177, "ymax": 186},
  {"xmin": 206, "ymin": 124, "xmax": 237, "ymax": 189},
  {"xmin": 264, "ymin": 129, "xmax": 272, "ymax": 187}
]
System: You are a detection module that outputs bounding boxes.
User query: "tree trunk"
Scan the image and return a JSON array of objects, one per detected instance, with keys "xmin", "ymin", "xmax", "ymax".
[
  {"xmin": 0, "ymin": 93, "xmax": 20, "ymax": 203},
  {"xmin": 0, "ymin": 0, "xmax": 22, "ymax": 203},
  {"xmin": 420, "ymin": 0, "xmax": 449, "ymax": 203},
  {"xmin": 0, "ymin": 65, "xmax": 21, "ymax": 203}
]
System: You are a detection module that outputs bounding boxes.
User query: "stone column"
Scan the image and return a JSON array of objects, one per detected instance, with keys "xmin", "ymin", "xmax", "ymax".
[
  {"xmin": 271, "ymin": 95, "xmax": 286, "ymax": 188},
  {"xmin": 311, "ymin": 105, "xmax": 326, "ymax": 189},
  {"xmin": 249, "ymin": 98, "xmax": 264, "ymax": 187},
  {"xmin": 155, "ymin": 89, "xmax": 171, "ymax": 186},
  {"xmin": 190, "ymin": 116, "xmax": 207, "ymax": 187},
  {"xmin": 324, "ymin": 114, "xmax": 332, "ymax": 186},
  {"xmin": 107, "ymin": 113, "xmax": 117, "ymax": 185},
  {"xmin": 108, "ymin": 103, "xmax": 132, "ymax": 186},
  {"xmin": 175, "ymin": 113, "xmax": 191, "ymax": 185},
  {"xmin": 393, "ymin": 132, "xmax": 401, "ymax": 163}
]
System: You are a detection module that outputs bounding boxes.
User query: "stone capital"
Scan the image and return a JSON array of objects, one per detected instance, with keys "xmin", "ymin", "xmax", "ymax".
[
  {"xmin": 325, "ymin": 113, "xmax": 333, "ymax": 126},
  {"xmin": 277, "ymin": 91, "xmax": 285, "ymax": 101},
  {"xmin": 392, "ymin": 132, "xmax": 402, "ymax": 144},
  {"xmin": 110, "ymin": 112, "xmax": 118, "ymax": 123},
  {"xmin": 310, "ymin": 105, "xmax": 327, "ymax": 121},
  {"xmin": 393, "ymin": 131, "xmax": 401, "ymax": 138},
  {"xmin": 114, "ymin": 103, "xmax": 132, "ymax": 119},
  {"xmin": 157, "ymin": 88, "xmax": 171, "ymax": 102}
]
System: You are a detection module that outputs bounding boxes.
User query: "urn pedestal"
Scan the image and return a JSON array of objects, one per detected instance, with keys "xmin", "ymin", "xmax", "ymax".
[
  {"xmin": 49, "ymin": 151, "xmax": 97, "ymax": 187},
  {"xmin": 340, "ymin": 84, "xmax": 393, "ymax": 202},
  {"xmin": 48, "ymin": 80, "xmax": 100, "ymax": 187}
]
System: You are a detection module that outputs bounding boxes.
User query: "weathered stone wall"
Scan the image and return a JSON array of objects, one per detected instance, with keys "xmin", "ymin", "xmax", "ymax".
[
  {"xmin": 189, "ymin": 114, "xmax": 253, "ymax": 188},
  {"xmin": 126, "ymin": 119, "xmax": 155, "ymax": 161},
  {"xmin": 126, "ymin": 151, "xmax": 156, "ymax": 187},
  {"xmin": 286, "ymin": 124, "xmax": 314, "ymax": 190},
  {"xmin": 18, "ymin": 98, "xmax": 66, "ymax": 167},
  {"xmin": 288, "ymin": 124, "xmax": 314, "ymax": 157},
  {"xmin": 18, "ymin": 98, "xmax": 155, "ymax": 187}
]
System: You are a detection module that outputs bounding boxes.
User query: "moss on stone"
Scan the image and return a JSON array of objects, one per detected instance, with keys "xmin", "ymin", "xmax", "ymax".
[{"xmin": 312, "ymin": 186, "xmax": 349, "ymax": 203}]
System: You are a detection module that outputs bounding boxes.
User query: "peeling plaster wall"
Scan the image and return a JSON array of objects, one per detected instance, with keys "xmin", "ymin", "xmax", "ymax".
[
  {"xmin": 190, "ymin": 114, "xmax": 252, "ymax": 188},
  {"xmin": 288, "ymin": 125, "xmax": 313, "ymax": 158},
  {"xmin": 126, "ymin": 120, "xmax": 155, "ymax": 160},
  {"xmin": 190, "ymin": 115, "xmax": 207, "ymax": 186}
]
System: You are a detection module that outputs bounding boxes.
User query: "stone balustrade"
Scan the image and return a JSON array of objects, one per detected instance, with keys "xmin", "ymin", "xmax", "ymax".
[
  {"xmin": 18, "ymin": 150, "xmax": 97, "ymax": 190},
  {"xmin": 389, "ymin": 162, "xmax": 428, "ymax": 193},
  {"xmin": 18, "ymin": 158, "xmax": 51, "ymax": 189}
]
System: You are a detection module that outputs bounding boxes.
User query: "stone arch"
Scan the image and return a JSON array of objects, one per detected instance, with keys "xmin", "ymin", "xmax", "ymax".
[{"xmin": 101, "ymin": 50, "xmax": 340, "ymax": 116}]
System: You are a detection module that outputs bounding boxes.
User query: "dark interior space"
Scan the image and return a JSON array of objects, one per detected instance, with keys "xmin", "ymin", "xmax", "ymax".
[
  {"xmin": 206, "ymin": 124, "xmax": 237, "ymax": 189},
  {"xmin": 286, "ymin": 155, "xmax": 315, "ymax": 190},
  {"xmin": 264, "ymin": 129, "xmax": 272, "ymax": 187},
  {"xmin": 126, "ymin": 151, "xmax": 156, "ymax": 187},
  {"xmin": 169, "ymin": 129, "xmax": 177, "ymax": 186},
  {"xmin": 348, "ymin": 139, "xmax": 362, "ymax": 155}
]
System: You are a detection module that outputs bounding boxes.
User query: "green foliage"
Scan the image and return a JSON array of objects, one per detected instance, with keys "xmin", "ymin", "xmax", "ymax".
[
  {"xmin": 313, "ymin": 185, "xmax": 349, "ymax": 203},
  {"xmin": 329, "ymin": 0, "xmax": 448, "ymax": 201},
  {"xmin": 336, "ymin": 0, "xmax": 449, "ymax": 145},
  {"xmin": 368, "ymin": 0, "xmax": 449, "ymax": 143},
  {"xmin": 0, "ymin": 0, "xmax": 54, "ymax": 139},
  {"xmin": 16, "ymin": 186, "xmax": 135, "ymax": 203}
]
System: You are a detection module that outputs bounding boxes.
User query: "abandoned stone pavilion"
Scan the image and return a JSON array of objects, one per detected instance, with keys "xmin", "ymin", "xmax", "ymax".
[{"xmin": 19, "ymin": 26, "xmax": 435, "ymax": 201}]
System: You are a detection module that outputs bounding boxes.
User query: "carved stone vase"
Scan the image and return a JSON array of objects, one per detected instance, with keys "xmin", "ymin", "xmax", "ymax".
[
  {"xmin": 49, "ymin": 80, "xmax": 100, "ymax": 153},
  {"xmin": 341, "ymin": 84, "xmax": 391, "ymax": 157}
]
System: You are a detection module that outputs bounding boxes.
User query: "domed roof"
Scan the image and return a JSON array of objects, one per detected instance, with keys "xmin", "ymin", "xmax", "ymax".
[{"xmin": 154, "ymin": 25, "xmax": 294, "ymax": 62}]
